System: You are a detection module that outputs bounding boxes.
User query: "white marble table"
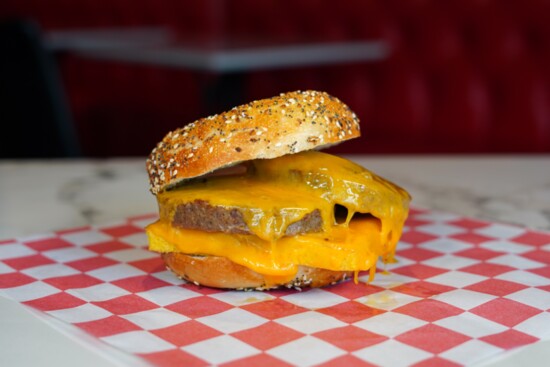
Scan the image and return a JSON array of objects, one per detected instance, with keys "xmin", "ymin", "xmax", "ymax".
[{"xmin": 1, "ymin": 155, "xmax": 549, "ymax": 366}]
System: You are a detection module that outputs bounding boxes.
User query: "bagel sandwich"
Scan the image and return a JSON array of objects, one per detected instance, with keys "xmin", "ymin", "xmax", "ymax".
[{"xmin": 145, "ymin": 90, "xmax": 410, "ymax": 290}]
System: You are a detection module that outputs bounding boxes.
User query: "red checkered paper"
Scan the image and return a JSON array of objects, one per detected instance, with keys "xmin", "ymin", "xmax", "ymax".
[{"xmin": 1, "ymin": 209, "xmax": 550, "ymax": 367}]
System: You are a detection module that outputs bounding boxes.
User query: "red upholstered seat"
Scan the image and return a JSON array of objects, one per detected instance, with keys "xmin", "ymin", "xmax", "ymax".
[
  {"xmin": 370, "ymin": 56, "xmax": 431, "ymax": 152},
  {"xmin": 490, "ymin": 60, "xmax": 550, "ymax": 152},
  {"xmin": 428, "ymin": 59, "xmax": 491, "ymax": 152}
]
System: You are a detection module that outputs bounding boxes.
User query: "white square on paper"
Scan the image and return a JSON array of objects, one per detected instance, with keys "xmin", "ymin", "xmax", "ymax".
[
  {"xmin": 416, "ymin": 223, "xmax": 466, "ymax": 237},
  {"xmin": 183, "ymin": 335, "xmax": 259, "ymax": 365},
  {"xmin": 488, "ymin": 254, "xmax": 545, "ymax": 270},
  {"xmin": 496, "ymin": 270, "xmax": 550, "ymax": 287},
  {"xmin": 0, "ymin": 262, "xmax": 14, "ymax": 274},
  {"xmin": 275, "ymin": 311, "xmax": 346, "ymax": 334},
  {"xmin": 377, "ymin": 256, "xmax": 415, "ymax": 272},
  {"xmin": 42, "ymin": 247, "xmax": 97, "ymax": 263},
  {"xmin": 0, "ymin": 281, "xmax": 60, "ymax": 302},
  {"xmin": 61, "ymin": 230, "xmax": 112, "ymax": 246},
  {"xmin": 439, "ymin": 339, "xmax": 503, "ymax": 366},
  {"xmin": 197, "ymin": 308, "xmax": 267, "ymax": 334},
  {"xmin": 0, "ymin": 243, "xmax": 36, "ymax": 260},
  {"xmin": 353, "ymin": 312, "xmax": 427, "ymax": 337},
  {"xmin": 267, "ymin": 336, "xmax": 346, "ymax": 367},
  {"xmin": 137, "ymin": 286, "xmax": 200, "ymax": 306},
  {"xmin": 353, "ymin": 339, "xmax": 432, "ymax": 367},
  {"xmin": 367, "ymin": 272, "xmax": 417, "ymax": 290},
  {"xmin": 102, "ymin": 330, "xmax": 176, "ymax": 354},
  {"xmin": 475, "ymin": 224, "xmax": 526, "ymax": 240},
  {"xmin": 281, "ymin": 288, "xmax": 348, "ymax": 309},
  {"xmin": 67, "ymin": 283, "xmax": 131, "ymax": 302},
  {"xmin": 434, "ymin": 312, "xmax": 507, "ymax": 338},
  {"xmin": 119, "ymin": 232, "xmax": 149, "ymax": 247},
  {"xmin": 122, "ymin": 308, "xmax": 189, "ymax": 330},
  {"xmin": 210, "ymin": 290, "xmax": 275, "ymax": 306},
  {"xmin": 87, "ymin": 264, "xmax": 146, "ymax": 282},
  {"xmin": 103, "ymin": 248, "xmax": 157, "ymax": 262},
  {"xmin": 355, "ymin": 290, "xmax": 421, "ymax": 311},
  {"xmin": 426, "ymin": 270, "xmax": 487, "ymax": 288},
  {"xmin": 505, "ymin": 288, "xmax": 550, "ymax": 310},
  {"xmin": 480, "ymin": 240, "xmax": 533, "ymax": 254},
  {"xmin": 418, "ymin": 238, "xmax": 473, "ymax": 254},
  {"xmin": 21, "ymin": 263, "xmax": 79, "ymax": 280},
  {"xmin": 422, "ymin": 254, "xmax": 478, "ymax": 270},
  {"xmin": 433, "ymin": 289, "xmax": 497, "ymax": 310},
  {"xmin": 394, "ymin": 241, "xmax": 413, "ymax": 251},
  {"xmin": 514, "ymin": 312, "xmax": 550, "ymax": 339},
  {"xmin": 151, "ymin": 270, "xmax": 186, "ymax": 285},
  {"xmin": 47, "ymin": 303, "xmax": 112, "ymax": 323}
]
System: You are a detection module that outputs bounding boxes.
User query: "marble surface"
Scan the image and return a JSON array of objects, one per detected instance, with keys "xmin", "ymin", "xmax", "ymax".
[{"xmin": 1, "ymin": 155, "xmax": 550, "ymax": 367}]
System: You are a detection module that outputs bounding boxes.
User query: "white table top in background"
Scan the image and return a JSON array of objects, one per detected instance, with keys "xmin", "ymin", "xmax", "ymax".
[{"xmin": 46, "ymin": 28, "xmax": 388, "ymax": 72}]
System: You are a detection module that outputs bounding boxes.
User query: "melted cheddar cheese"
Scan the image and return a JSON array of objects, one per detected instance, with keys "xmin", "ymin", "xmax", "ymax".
[{"xmin": 146, "ymin": 151, "xmax": 410, "ymax": 282}]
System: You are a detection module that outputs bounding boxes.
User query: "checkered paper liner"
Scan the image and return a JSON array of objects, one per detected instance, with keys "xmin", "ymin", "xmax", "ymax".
[{"xmin": 1, "ymin": 209, "xmax": 550, "ymax": 367}]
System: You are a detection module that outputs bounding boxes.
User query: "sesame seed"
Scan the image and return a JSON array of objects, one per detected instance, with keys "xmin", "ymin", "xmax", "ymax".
[
  {"xmin": 187, "ymin": 153, "xmax": 194, "ymax": 158},
  {"xmin": 256, "ymin": 131, "xmax": 262, "ymax": 136},
  {"xmin": 209, "ymin": 146, "xmax": 213, "ymax": 153}
]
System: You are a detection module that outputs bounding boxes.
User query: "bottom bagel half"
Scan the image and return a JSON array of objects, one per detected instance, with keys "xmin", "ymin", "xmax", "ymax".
[
  {"xmin": 146, "ymin": 151, "xmax": 410, "ymax": 291},
  {"xmin": 162, "ymin": 253, "xmax": 353, "ymax": 290}
]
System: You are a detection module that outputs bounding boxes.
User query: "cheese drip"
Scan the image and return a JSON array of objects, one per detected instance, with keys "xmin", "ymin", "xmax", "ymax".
[
  {"xmin": 147, "ymin": 151, "xmax": 410, "ymax": 277},
  {"xmin": 252, "ymin": 151, "xmax": 410, "ymax": 255},
  {"xmin": 147, "ymin": 216, "xmax": 383, "ymax": 279}
]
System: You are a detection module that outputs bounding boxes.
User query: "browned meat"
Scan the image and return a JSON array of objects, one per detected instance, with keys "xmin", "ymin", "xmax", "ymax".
[{"xmin": 172, "ymin": 200, "xmax": 322, "ymax": 236}]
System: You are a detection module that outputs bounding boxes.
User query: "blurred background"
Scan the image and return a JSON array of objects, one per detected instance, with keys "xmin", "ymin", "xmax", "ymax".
[{"xmin": 1, "ymin": 0, "xmax": 549, "ymax": 158}]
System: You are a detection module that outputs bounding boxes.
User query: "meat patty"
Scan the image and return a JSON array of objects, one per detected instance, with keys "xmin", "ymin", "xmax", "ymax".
[{"xmin": 172, "ymin": 200, "xmax": 323, "ymax": 236}]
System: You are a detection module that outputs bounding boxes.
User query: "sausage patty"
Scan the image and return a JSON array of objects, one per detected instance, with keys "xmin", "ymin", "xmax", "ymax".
[{"xmin": 172, "ymin": 200, "xmax": 323, "ymax": 236}]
